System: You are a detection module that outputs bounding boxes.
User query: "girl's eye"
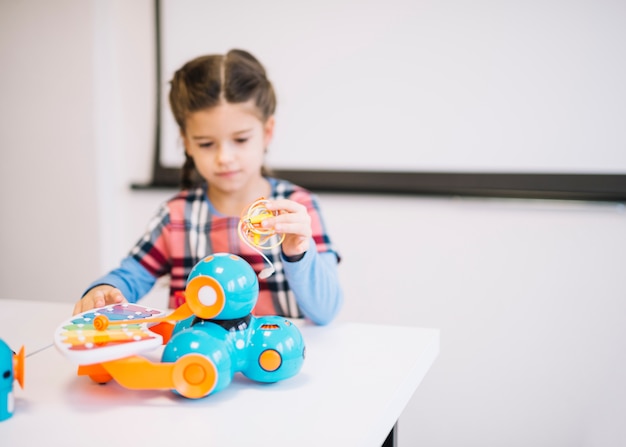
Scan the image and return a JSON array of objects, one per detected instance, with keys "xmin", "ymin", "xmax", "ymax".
[
  {"xmin": 235, "ymin": 138, "xmax": 249, "ymax": 144},
  {"xmin": 198, "ymin": 142, "xmax": 214, "ymax": 148}
]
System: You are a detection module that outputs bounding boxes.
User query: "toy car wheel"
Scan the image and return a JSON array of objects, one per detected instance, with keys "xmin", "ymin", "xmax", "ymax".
[
  {"xmin": 172, "ymin": 353, "xmax": 217, "ymax": 399},
  {"xmin": 259, "ymin": 349, "xmax": 282, "ymax": 372},
  {"xmin": 89, "ymin": 372, "xmax": 113, "ymax": 384}
]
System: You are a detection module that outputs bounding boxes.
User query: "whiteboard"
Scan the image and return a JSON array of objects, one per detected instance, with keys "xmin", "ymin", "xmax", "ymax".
[{"xmin": 158, "ymin": 0, "xmax": 626, "ymax": 174}]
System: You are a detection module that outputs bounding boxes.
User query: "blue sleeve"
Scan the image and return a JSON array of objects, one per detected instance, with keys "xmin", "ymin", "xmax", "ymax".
[
  {"xmin": 83, "ymin": 256, "xmax": 157, "ymax": 303},
  {"xmin": 281, "ymin": 242, "xmax": 344, "ymax": 325}
]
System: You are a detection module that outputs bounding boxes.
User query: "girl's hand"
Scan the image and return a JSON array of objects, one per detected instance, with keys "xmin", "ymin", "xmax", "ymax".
[
  {"xmin": 73, "ymin": 285, "xmax": 127, "ymax": 315},
  {"xmin": 263, "ymin": 199, "xmax": 312, "ymax": 259}
]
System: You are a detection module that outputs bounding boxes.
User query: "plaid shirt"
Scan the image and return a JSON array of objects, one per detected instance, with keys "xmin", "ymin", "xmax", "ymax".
[{"xmin": 129, "ymin": 178, "xmax": 339, "ymax": 318}]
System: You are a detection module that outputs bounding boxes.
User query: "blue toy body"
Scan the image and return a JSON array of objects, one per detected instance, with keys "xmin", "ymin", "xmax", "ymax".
[
  {"xmin": 163, "ymin": 253, "xmax": 306, "ymax": 395},
  {"xmin": 0, "ymin": 339, "xmax": 15, "ymax": 421}
]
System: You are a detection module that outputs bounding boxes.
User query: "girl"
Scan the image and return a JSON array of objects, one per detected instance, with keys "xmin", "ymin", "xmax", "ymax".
[{"xmin": 73, "ymin": 49, "xmax": 343, "ymax": 325}]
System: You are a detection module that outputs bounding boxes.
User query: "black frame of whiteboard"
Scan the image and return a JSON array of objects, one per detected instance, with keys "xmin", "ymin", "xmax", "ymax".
[{"xmin": 141, "ymin": 0, "xmax": 626, "ymax": 202}]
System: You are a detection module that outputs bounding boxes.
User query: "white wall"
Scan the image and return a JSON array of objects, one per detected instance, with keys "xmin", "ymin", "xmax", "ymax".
[
  {"xmin": 0, "ymin": 0, "xmax": 101, "ymax": 302},
  {"xmin": 324, "ymin": 195, "xmax": 626, "ymax": 446},
  {"xmin": 159, "ymin": 0, "xmax": 626, "ymax": 174},
  {"xmin": 2, "ymin": 1, "xmax": 625, "ymax": 446}
]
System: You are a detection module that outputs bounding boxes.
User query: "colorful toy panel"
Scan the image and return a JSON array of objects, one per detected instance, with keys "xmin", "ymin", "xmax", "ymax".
[{"xmin": 54, "ymin": 304, "xmax": 167, "ymax": 364}]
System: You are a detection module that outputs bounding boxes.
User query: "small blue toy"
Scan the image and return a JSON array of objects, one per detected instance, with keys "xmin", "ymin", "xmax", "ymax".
[
  {"xmin": 55, "ymin": 253, "xmax": 306, "ymax": 398},
  {"xmin": 0, "ymin": 339, "xmax": 24, "ymax": 421}
]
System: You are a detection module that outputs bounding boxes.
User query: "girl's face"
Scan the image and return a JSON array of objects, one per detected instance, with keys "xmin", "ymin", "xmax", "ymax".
[{"xmin": 182, "ymin": 100, "xmax": 274, "ymax": 196}]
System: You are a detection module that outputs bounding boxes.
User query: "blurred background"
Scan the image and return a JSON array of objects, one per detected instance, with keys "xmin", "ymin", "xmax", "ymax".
[{"xmin": 1, "ymin": 1, "xmax": 625, "ymax": 445}]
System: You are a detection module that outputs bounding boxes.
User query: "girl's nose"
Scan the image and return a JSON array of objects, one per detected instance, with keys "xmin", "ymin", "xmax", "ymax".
[{"xmin": 215, "ymin": 144, "xmax": 235, "ymax": 164}]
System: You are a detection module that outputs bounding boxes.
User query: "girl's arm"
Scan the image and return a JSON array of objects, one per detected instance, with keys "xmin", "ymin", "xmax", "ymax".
[
  {"xmin": 74, "ymin": 257, "xmax": 158, "ymax": 314},
  {"xmin": 282, "ymin": 244, "xmax": 343, "ymax": 325},
  {"xmin": 83, "ymin": 256, "xmax": 157, "ymax": 303}
]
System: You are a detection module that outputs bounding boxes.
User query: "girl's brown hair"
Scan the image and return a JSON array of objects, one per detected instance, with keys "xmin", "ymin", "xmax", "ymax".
[{"xmin": 169, "ymin": 49, "xmax": 277, "ymax": 188}]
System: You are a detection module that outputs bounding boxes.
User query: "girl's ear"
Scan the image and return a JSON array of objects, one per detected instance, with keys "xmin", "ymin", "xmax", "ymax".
[{"xmin": 263, "ymin": 116, "xmax": 276, "ymax": 146}]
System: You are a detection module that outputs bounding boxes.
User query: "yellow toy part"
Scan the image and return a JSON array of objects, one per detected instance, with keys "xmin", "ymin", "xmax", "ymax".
[{"xmin": 237, "ymin": 197, "xmax": 285, "ymax": 279}]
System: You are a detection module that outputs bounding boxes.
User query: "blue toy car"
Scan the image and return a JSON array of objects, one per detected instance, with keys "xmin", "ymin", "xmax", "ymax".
[{"xmin": 56, "ymin": 253, "xmax": 305, "ymax": 399}]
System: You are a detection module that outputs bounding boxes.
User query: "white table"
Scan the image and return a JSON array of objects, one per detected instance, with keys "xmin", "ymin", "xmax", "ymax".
[{"xmin": 0, "ymin": 299, "xmax": 439, "ymax": 446}]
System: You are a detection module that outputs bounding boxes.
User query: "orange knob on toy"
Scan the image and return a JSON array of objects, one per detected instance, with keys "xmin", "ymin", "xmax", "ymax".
[{"xmin": 93, "ymin": 315, "xmax": 110, "ymax": 331}]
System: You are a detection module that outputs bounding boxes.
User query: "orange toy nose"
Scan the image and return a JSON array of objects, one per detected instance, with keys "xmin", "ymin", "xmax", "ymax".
[{"xmin": 13, "ymin": 346, "xmax": 25, "ymax": 389}]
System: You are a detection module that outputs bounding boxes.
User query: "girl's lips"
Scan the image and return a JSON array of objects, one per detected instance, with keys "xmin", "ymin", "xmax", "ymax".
[{"xmin": 216, "ymin": 170, "xmax": 239, "ymax": 178}]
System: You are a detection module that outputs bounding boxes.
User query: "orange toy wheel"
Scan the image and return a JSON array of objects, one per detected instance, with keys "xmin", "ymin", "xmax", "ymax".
[
  {"xmin": 78, "ymin": 364, "xmax": 113, "ymax": 384},
  {"xmin": 89, "ymin": 372, "xmax": 113, "ymax": 384},
  {"xmin": 172, "ymin": 354, "xmax": 218, "ymax": 399},
  {"xmin": 259, "ymin": 349, "xmax": 282, "ymax": 372},
  {"xmin": 184, "ymin": 276, "xmax": 225, "ymax": 319}
]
